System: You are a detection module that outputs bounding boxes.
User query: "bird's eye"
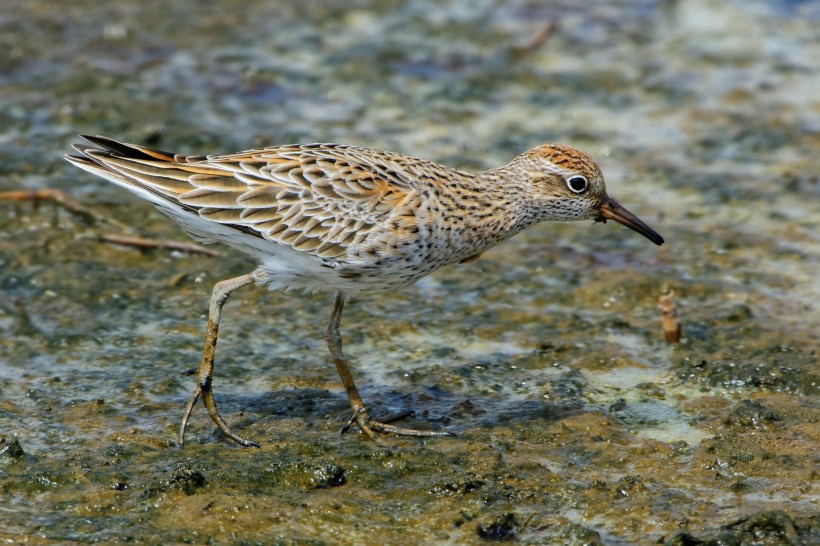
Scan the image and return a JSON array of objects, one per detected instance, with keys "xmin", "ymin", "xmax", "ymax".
[{"xmin": 566, "ymin": 176, "xmax": 588, "ymax": 193}]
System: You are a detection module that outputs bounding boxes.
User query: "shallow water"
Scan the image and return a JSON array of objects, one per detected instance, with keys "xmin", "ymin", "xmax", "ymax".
[{"xmin": 1, "ymin": 0, "xmax": 818, "ymax": 544}]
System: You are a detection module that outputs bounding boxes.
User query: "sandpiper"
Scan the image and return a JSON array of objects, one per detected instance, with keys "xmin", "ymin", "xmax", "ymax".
[{"xmin": 66, "ymin": 136, "xmax": 663, "ymax": 448}]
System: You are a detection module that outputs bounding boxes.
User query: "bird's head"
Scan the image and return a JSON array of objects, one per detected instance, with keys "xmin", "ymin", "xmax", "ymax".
[{"xmin": 513, "ymin": 144, "xmax": 664, "ymax": 245}]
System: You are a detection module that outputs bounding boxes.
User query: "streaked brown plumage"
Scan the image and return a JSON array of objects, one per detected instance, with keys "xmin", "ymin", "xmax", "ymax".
[{"xmin": 66, "ymin": 135, "xmax": 663, "ymax": 447}]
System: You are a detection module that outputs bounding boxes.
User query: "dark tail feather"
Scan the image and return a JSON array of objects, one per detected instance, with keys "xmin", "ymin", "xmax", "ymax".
[{"xmin": 79, "ymin": 135, "xmax": 177, "ymax": 162}]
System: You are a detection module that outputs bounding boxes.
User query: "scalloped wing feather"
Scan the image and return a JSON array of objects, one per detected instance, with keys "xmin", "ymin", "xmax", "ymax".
[{"xmin": 66, "ymin": 138, "xmax": 431, "ymax": 262}]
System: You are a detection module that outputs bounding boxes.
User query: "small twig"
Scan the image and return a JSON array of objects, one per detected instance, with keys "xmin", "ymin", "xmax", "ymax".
[
  {"xmin": 82, "ymin": 233, "xmax": 221, "ymax": 257},
  {"xmin": 168, "ymin": 271, "xmax": 190, "ymax": 287},
  {"xmin": 516, "ymin": 19, "xmax": 559, "ymax": 55},
  {"xmin": 659, "ymin": 288, "xmax": 682, "ymax": 344},
  {"xmin": 11, "ymin": 297, "xmax": 37, "ymax": 336},
  {"xmin": 0, "ymin": 189, "xmax": 128, "ymax": 230}
]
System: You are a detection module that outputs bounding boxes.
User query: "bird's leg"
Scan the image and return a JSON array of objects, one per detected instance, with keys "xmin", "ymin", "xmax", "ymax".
[
  {"xmin": 179, "ymin": 272, "xmax": 260, "ymax": 448},
  {"xmin": 324, "ymin": 291, "xmax": 455, "ymax": 440}
]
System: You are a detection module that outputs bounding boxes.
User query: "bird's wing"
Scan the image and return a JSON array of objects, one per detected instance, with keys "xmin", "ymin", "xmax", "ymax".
[{"xmin": 66, "ymin": 136, "xmax": 428, "ymax": 259}]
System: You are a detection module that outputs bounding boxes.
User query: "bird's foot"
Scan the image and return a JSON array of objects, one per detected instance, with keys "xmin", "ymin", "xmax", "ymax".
[
  {"xmin": 178, "ymin": 383, "xmax": 260, "ymax": 449},
  {"xmin": 341, "ymin": 408, "xmax": 456, "ymax": 440}
]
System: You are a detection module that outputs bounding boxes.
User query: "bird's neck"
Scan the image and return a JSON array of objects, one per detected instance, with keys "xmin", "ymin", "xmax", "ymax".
[{"xmin": 431, "ymin": 169, "xmax": 537, "ymax": 259}]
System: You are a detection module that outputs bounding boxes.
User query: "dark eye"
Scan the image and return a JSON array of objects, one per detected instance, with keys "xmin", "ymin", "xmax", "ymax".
[{"xmin": 567, "ymin": 176, "xmax": 588, "ymax": 193}]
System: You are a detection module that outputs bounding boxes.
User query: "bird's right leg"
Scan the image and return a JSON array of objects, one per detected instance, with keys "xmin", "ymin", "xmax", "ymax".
[
  {"xmin": 324, "ymin": 291, "xmax": 455, "ymax": 440},
  {"xmin": 178, "ymin": 272, "xmax": 260, "ymax": 448}
]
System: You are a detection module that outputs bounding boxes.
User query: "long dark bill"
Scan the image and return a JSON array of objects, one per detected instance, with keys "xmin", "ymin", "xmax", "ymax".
[{"xmin": 598, "ymin": 197, "xmax": 664, "ymax": 246}]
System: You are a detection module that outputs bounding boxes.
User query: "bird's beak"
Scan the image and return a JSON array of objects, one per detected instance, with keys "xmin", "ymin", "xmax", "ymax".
[{"xmin": 597, "ymin": 196, "xmax": 664, "ymax": 245}]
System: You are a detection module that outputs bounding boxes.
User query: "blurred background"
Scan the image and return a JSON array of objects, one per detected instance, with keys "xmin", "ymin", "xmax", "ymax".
[{"xmin": 1, "ymin": 0, "xmax": 818, "ymax": 544}]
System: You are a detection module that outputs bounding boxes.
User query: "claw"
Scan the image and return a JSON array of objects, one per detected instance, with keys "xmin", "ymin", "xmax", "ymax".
[{"xmin": 340, "ymin": 408, "xmax": 455, "ymax": 439}]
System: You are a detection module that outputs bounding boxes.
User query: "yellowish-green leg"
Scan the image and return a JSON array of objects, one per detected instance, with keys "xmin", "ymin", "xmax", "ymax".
[
  {"xmin": 179, "ymin": 272, "xmax": 260, "ymax": 448},
  {"xmin": 324, "ymin": 291, "xmax": 455, "ymax": 440}
]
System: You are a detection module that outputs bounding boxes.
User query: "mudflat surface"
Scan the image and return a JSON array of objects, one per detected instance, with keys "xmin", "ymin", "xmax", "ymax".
[{"xmin": 1, "ymin": 1, "xmax": 817, "ymax": 544}]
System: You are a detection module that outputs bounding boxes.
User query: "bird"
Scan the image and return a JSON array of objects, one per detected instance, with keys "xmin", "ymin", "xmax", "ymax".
[{"xmin": 65, "ymin": 135, "xmax": 664, "ymax": 448}]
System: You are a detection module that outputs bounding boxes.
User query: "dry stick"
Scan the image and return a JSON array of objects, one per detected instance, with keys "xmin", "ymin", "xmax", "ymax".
[
  {"xmin": 0, "ymin": 189, "xmax": 127, "ymax": 230},
  {"xmin": 0, "ymin": 189, "xmax": 217, "ymax": 257},
  {"xmin": 11, "ymin": 296, "xmax": 37, "ymax": 336},
  {"xmin": 168, "ymin": 271, "xmax": 190, "ymax": 287},
  {"xmin": 659, "ymin": 288, "xmax": 682, "ymax": 344},
  {"xmin": 83, "ymin": 233, "xmax": 221, "ymax": 257},
  {"xmin": 516, "ymin": 19, "xmax": 559, "ymax": 54}
]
